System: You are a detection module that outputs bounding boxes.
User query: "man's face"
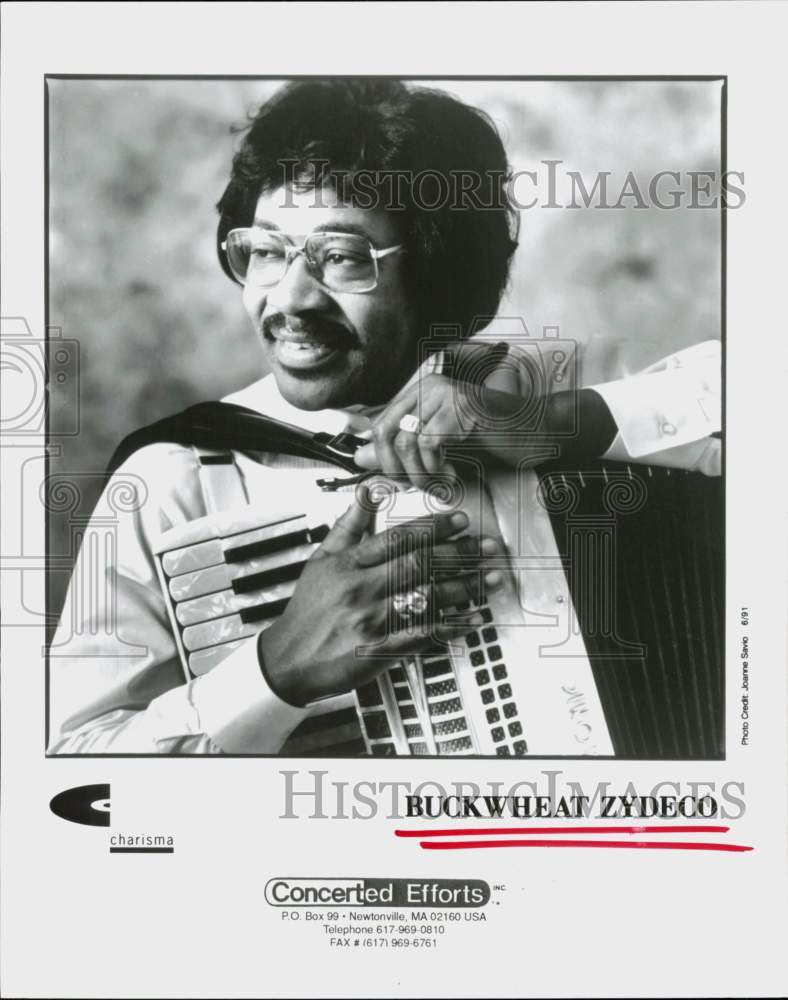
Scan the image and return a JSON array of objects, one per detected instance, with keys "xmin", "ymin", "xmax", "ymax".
[{"xmin": 242, "ymin": 186, "xmax": 420, "ymax": 411}]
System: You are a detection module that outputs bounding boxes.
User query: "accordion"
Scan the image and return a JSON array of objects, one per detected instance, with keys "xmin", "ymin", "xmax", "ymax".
[
  {"xmin": 152, "ymin": 458, "xmax": 617, "ymax": 757},
  {"xmin": 152, "ymin": 458, "xmax": 723, "ymax": 759}
]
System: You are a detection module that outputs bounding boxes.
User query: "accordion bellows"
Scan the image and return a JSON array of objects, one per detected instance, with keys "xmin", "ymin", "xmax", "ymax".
[{"xmin": 539, "ymin": 461, "xmax": 724, "ymax": 759}]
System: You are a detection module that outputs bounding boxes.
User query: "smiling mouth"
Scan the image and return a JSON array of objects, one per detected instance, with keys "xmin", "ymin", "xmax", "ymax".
[
  {"xmin": 265, "ymin": 322, "xmax": 350, "ymax": 372},
  {"xmin": 273, "ymin": 337, "xmax": 338, "ymax": 369}
]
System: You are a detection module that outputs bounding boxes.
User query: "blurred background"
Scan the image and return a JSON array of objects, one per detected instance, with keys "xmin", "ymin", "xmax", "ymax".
[{"xmin": 47, "ymin": 78, "xmax": 722, "ymax": 616}]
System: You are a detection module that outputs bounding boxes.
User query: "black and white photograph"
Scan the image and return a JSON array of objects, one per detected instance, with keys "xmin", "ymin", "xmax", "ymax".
[
  {"xmin": 2, "ymin": 5, "xmax": 786, "ymax": 1000},
  {"xmin": 46, "ymin": 75, "xmax": 723, "ymax": 758}
]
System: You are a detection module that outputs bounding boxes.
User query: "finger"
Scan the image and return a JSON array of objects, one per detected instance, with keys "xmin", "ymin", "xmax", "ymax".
[
  {"xmin": 412, "ymin": 389, "xmax": 468, "ymax": 479},
  {"xmin": 372, "ymin": 614, "xmax": 486, "ymax": 659},
  {"xmin": 370, "ymin": 394, "xmax": 430, "ymax": 479},
  {"xmin": 393, "ymin": 428, "xmax": 430, "ymax": 489},
  {"xmin": 314, "ymin": 483, "xmax": 379, "ymax": 558},
  {"xmin": 371, "ymin": 417, "xmax": 405, "ymax": 479},
  {"xmin": 365, "ymin": 374, "xmax": 448, "ymax": 478},
  {"xmin": 345, "ymin": 592, "xmax": 488, "ymax": 670},
  {"xmin": 430, "ymin": 535, "xmax": 501, "ymax": 581},
  {"xmin": 383, "ymin": 378, "xmax": 444, "ymax": 432},
  {"xmin": 354, "ymin": 510, "xmax": 470, "ymax": 568},
  {"xmin": 353, "ymin": 442, "xmax": 379, "ymax": 470},
  {"xmin": 417, "ymin": 431, "xmax": 443, "ymax": 475},
  {"xmin": 432, "ymin": 569, "xmax": 504, "ymax": 609},
  {"xmin": 388, "ymin": 535, "xmax": 500, "ymax": 589},
  {"xmin": 367, "ymin": 536, "xmax": 500, "ymax": 608},
  {"xmin": 343, "ymin": 625, "xmax": 473, "ymax": 692}
]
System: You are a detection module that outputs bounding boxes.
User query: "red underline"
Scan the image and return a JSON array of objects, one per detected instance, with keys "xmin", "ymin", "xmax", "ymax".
[
  {"xmin": 395, "ymin": 825, "xmax": 730, "ymax": 838},
  {"xmin": 418, "ymin": 838, "xmax": 752, "ymax": 852}
]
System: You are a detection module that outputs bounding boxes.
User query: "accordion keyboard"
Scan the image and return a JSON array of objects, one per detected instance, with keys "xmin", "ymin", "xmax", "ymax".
[{"xmin": 349, "ymin": 596, "xmax": 531, "ymax": 758}]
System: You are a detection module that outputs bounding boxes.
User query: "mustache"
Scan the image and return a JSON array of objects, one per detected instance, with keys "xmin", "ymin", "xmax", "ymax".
[{"xmin": 262, "ymin": 312, "xmax": 356, "ymax": 346}]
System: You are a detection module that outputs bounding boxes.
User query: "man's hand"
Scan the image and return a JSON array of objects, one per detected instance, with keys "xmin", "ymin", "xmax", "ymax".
[
  {"xmin": 353, "ymin": 366, "xmax": 619, "ymax": 487},
  {"xmin": 258, "ymin": 484, "xmax": 501, "ymax": 706},
  {"xmin": 353, "ymin": 373, "xmax": 471, "ymax": 487}
]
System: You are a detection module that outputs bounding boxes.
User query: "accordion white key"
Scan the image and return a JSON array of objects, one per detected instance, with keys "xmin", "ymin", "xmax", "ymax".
[{"xmin": 152, "ymin": 466, "xmax": 613, "ymax": 757}]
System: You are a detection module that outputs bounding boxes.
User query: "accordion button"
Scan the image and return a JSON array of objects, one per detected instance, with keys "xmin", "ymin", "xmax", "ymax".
[
  {"xmin": 423, "ymin": 658, "xmax": 452, "ymax": 679},
  {"xmin": 356, "ymin": 683, "xmax": 383, "ymax": 708},
  {"xmin": 426, "ymin": 679, "xmax": 457, "ymax": 697},
  {"xmin": 433, "ymin": 717, "xmax": 468, "ymax": 737},
  {"xmin": 436, "ymin": 736, "xmax": 473, "ymax": 754},
  {"xmin": 364, "ymin": 712, "xmax": 393, "ymax": 740},
  {"xmin": 433, "ymin": 697, "xmax": 463, "ymax": 717}
]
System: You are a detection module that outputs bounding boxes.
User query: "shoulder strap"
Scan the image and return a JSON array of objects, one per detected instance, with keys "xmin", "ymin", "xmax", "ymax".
[
  {"xmin": 106, "ymin": 401, "xmax": 367, "ymax": 475},
  {"xmin": 192, "ymin": 446, "xmax": 249, "ymax": 513}
]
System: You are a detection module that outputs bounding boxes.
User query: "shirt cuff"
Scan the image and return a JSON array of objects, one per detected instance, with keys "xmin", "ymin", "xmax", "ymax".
[
  {"xmin": 602, "ymin": 432, "xmax": 721, "ymax": 476},
  {"xmin": 190, "ymin": 637, "xmax": 309, "ymax": 753},
  {"xmin": 589, "ymin": 367, "xmax": 720, "ymax": 460}
]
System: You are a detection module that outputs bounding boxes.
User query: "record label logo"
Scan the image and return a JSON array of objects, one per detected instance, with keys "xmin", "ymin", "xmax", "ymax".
[{"xmin": 49, "ymin": 784, "xmax": 111, "ymax": 827}]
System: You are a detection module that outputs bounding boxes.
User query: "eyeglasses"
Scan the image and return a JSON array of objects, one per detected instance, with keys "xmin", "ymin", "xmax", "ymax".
[{"xmin": 221, "ymin": 228, "xmax": 406, "ymax": 293}]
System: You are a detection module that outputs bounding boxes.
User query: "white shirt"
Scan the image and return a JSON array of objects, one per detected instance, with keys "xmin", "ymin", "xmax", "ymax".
[{"xmin": 47, "ymin": 339, "xmax": 720, "ymax": 754}]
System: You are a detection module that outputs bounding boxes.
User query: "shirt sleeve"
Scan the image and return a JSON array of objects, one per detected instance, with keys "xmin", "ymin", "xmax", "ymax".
[
  {"xmin": 588, "ymin": 339, "xmax": 721, "ymax": 474},
  {"xmin": 47, "ymin": 443, "xmax": 309, "ymax": 755}
]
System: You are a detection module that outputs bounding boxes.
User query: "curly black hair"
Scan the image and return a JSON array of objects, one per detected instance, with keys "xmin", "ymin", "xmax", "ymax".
[{"xmin": 216, "ymin": 79, "xmax": 519, "ymax": 339}]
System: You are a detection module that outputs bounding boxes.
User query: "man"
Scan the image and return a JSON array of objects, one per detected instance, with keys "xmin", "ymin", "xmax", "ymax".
[{"xmin": 48, "ymin": 79, "xmax": 721, "ymax": 756}]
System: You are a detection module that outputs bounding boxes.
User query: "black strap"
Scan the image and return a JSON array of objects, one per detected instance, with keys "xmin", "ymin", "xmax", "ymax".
[{"xmin": 107, "ymin": 401, "xmax": 368, "ymax": 474}]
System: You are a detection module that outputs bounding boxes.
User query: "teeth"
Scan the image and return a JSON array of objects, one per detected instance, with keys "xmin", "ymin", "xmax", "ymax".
[
  {"xmin": 275, "ymin": 338, "xmax": 335, "ymax": 367},
  {"xmin": 280, "ymin": 341, "xmax": 326, "ymax": 353}
]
